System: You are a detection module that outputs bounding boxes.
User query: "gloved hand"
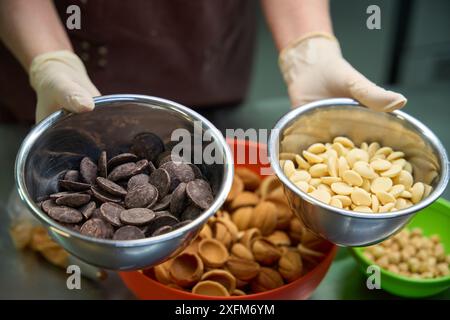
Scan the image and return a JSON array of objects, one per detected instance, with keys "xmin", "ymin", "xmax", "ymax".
[
  {"xmin": 279, "ymin": 33, "xmax": 407, "ymax": 111},
  {"xmin": 29, "ymin": 50, "xmax": 100, "ymax": 122}
]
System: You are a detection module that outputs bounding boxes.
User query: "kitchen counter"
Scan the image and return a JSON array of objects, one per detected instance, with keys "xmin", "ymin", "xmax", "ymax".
[{"xmin": 1, "ymin": 83, "xmax": 449, "ymax": 299}]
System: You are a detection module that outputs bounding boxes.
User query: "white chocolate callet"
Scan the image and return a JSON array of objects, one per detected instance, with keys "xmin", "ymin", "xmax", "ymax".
[
  {"xmin": 325, "ymin": 149, "xmax": 338, "ymax": 160},
  {"xmin": 289, "ymin": 170, "xmax": 311, "ymax": 183},
  {"xmin": 353, "ymin": 206, "xmax": 373, "ymax": 213},
  {"xmin": 327, "ymin": 156, "xmax": 338, "ymax": 177},
  {"xmin": 400, "ymin": 190, "xmax": 412, "ymax": 198},
  {"xmin": 317, "ymin": 152, "xmax": 328, "ymax": 161},
  {"xmin": 346, "ymin": 149, "xmax": 369, "ymax": 167},
  {"xmin": 302, "ymin": 150, "xmax": 324, "ymax": 164},
  {"xmin": 378, "ymin": 202, "xmax": 395, "ymax": 213},
  {"xmin": 321, "ymin": 176, "xmax": 341, "ymax": 185},
  {"xmin": 395, "ymin": 198, "xmax": 408, "ymax": 210},
  {"xmin": 331, "ymin": 182, "xmax": 353, "ymax": 196},
  {"xmin": 317, "ymin": 184, "xmax": 333, "ymax": 196},
  {"xmin": 342, "ymin": 169, "xmax": 363, "ymax": 186},
  {"xmin": 294, "ymin": 180, "xmax": 309, "ymax": 193},
  {"xmin": 307, "ymin": 143, "xmax": 326, "ymax": 154},
  {"xmin": 380, "ymin": 164, "xmax": 402, "ymax": 178},
  {"xmin": 333, "ymin": 136, "xmax": 355, "ymax": 148},
  {"xmin": 423, "ymin": 184, "xmax": 433, "ymax": 198},
  {"xmin": 389, "ymin": 184, "xmax": 405, "ymax": 198},
  {"xmin": 404, "ymin": 162, "xmax": 413, "ymax": 174},
  {"xmin": 411, "ymin": 182, "xmax": 425, "ymax": 204},
  {"xmin": 338, "ymin": 156, "xmax": 349, "ymax": 177},
  {"xmin": 370, "ymin": 159, "xmax": 392, "ymax": 171},
  {"xmin": 368, "ymin": 142, "xmax": 380, "ymax": 158},
  {"xmin": 371, "ymin": 194, "xmax": 379, "ymax": 212},
  {"xmin": 376, "ymin": 191, "xmax": 396, "ymax": 205},
  {"xmin": 309, "ymin": 189, "xmax": 331, "ymax": 204},
  {"xmin": 295, "ymin": 154, "xmax": 311, "ymax": 170},
  {"xmin": 395, "ymin": 170, "xmax": 413, "ymax": 189},
  {"xmin": 309, "ymin": 163, "xmax": 329, "ymax": 178},
  {"xmin": 332, "ymin": 142, "xmax": 348, "ymax": 156},
  {"xmin": 387, "ymin": 151, "xmax": 405, "ymax": 161},
  {"xmin": 330, "ymin": 198, "xmax": 343, "ymax": 209},
  {"xmin": 404, "ymin": 200, "xmax": 413, "ymax": 208},
  {"xmin": 371, "ymin": 153, "xmax": 386, "ymax": 161},
  {"xmin": 361, "ymin": 178, "xmax": 371, "ymax": 193},
  {"xmin": 353, "ymin": 161, "xmax": 378, "ymax": 179},
  {"xmin": 351, "ymin": 187, "xmax": 372, "ymax": 206},
  {"xmin": 331, "ymin": 195, "xmax": 352, "ymax": 207},
  {"xmin": 360, "ymin": 142, "xmax": 369, "ymax": 151},
  {"xmin": 283, "ymin": 160, "xmax": 296, "ymax": 178},
  {"xmin": 392, "ymin": 158, "xmax": 406, "ymax": 168},
  {"xmin": 309, "ymin": 178, "xmax": 322, "ymax": 188},
  {"xmin": 375, "ymin": 147, "xmax": 393, "ymax": 156}
]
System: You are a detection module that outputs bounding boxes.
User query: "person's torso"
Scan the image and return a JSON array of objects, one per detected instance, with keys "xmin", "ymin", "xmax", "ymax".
[{"xmin": 0, "ymin": 0, "xmax": 257, "ymax": 124}]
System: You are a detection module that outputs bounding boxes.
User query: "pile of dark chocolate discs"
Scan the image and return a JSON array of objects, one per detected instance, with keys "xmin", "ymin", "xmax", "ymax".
[{"xmin": 37, "ymin": 132, "xmax": 215, "ymax": 240}]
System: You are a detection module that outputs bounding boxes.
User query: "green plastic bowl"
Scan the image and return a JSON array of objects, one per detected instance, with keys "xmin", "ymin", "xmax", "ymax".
[{"xmin": 351, "ymin": 198, "xmax": 450, "ymax": 298}]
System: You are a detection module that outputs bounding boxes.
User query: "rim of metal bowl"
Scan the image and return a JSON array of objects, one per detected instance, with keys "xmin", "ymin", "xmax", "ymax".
[
  {"xmin": 269, "ymin": 98, "xmax": 450, "ymax": 220},
  {"xmin": 15, "ymin": 94, "xmax": 234, "ymax": 247}
]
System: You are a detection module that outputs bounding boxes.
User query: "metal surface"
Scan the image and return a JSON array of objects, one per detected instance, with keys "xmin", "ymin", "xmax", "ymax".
[
  {"xmin": 2, "ymin": 87, "xmax": 450, "ymax": 299},
  {"xmin": 269, "ymin": 98, "xmax": 449, "ymax": 246},
  {"xmin": 14, "ymin": 94, "xmax": 234, "ymax": 270}
]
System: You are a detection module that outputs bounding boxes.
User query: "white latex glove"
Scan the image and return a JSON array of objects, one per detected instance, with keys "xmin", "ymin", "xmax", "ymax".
[
  {"xmin": 29, "ymin": 50, "xmax": 100, "ymax": 122},
  {"xmin": 279, "ymin": 33, "xmax": 407, "ymax": 111}
]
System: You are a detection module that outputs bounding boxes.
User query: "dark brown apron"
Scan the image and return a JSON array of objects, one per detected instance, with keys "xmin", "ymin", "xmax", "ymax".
[{"xmin": 0, "ymin": 0, "xmax": 256, "ymax": 124}]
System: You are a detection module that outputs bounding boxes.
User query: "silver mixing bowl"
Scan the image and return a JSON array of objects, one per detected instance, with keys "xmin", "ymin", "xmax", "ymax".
[
  {"xmin": 269, "ymin": 98, "xmax": 449, "ymax": 246},
  {"xmin": 15, "ymin": 94, "xmax": 233, "ymax": 270}
]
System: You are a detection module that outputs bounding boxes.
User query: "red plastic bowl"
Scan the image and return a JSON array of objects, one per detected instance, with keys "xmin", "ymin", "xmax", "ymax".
[{"xmin": 119, "ymin": 139, "xmax": 337, "ymax": 299}]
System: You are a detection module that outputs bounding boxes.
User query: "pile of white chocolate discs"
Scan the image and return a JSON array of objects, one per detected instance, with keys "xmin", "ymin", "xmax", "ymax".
[{"xmin": 281, "ymin": 136, "xmax": 433, "ymax": 213}]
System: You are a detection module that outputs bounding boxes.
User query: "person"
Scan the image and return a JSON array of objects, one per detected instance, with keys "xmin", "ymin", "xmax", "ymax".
[{"xmin": 0, "ymin": 0, "xmax": 406, "ymax": 124}]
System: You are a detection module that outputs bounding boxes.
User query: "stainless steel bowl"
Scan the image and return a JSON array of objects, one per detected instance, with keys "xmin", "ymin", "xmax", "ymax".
[
  {"xmin": 269, "ymin": 98, "xmax": 449, "ymax": 246},
  {"xmin": 15, "ymin": 94, "xmax": 233, "ymax": 270}
]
